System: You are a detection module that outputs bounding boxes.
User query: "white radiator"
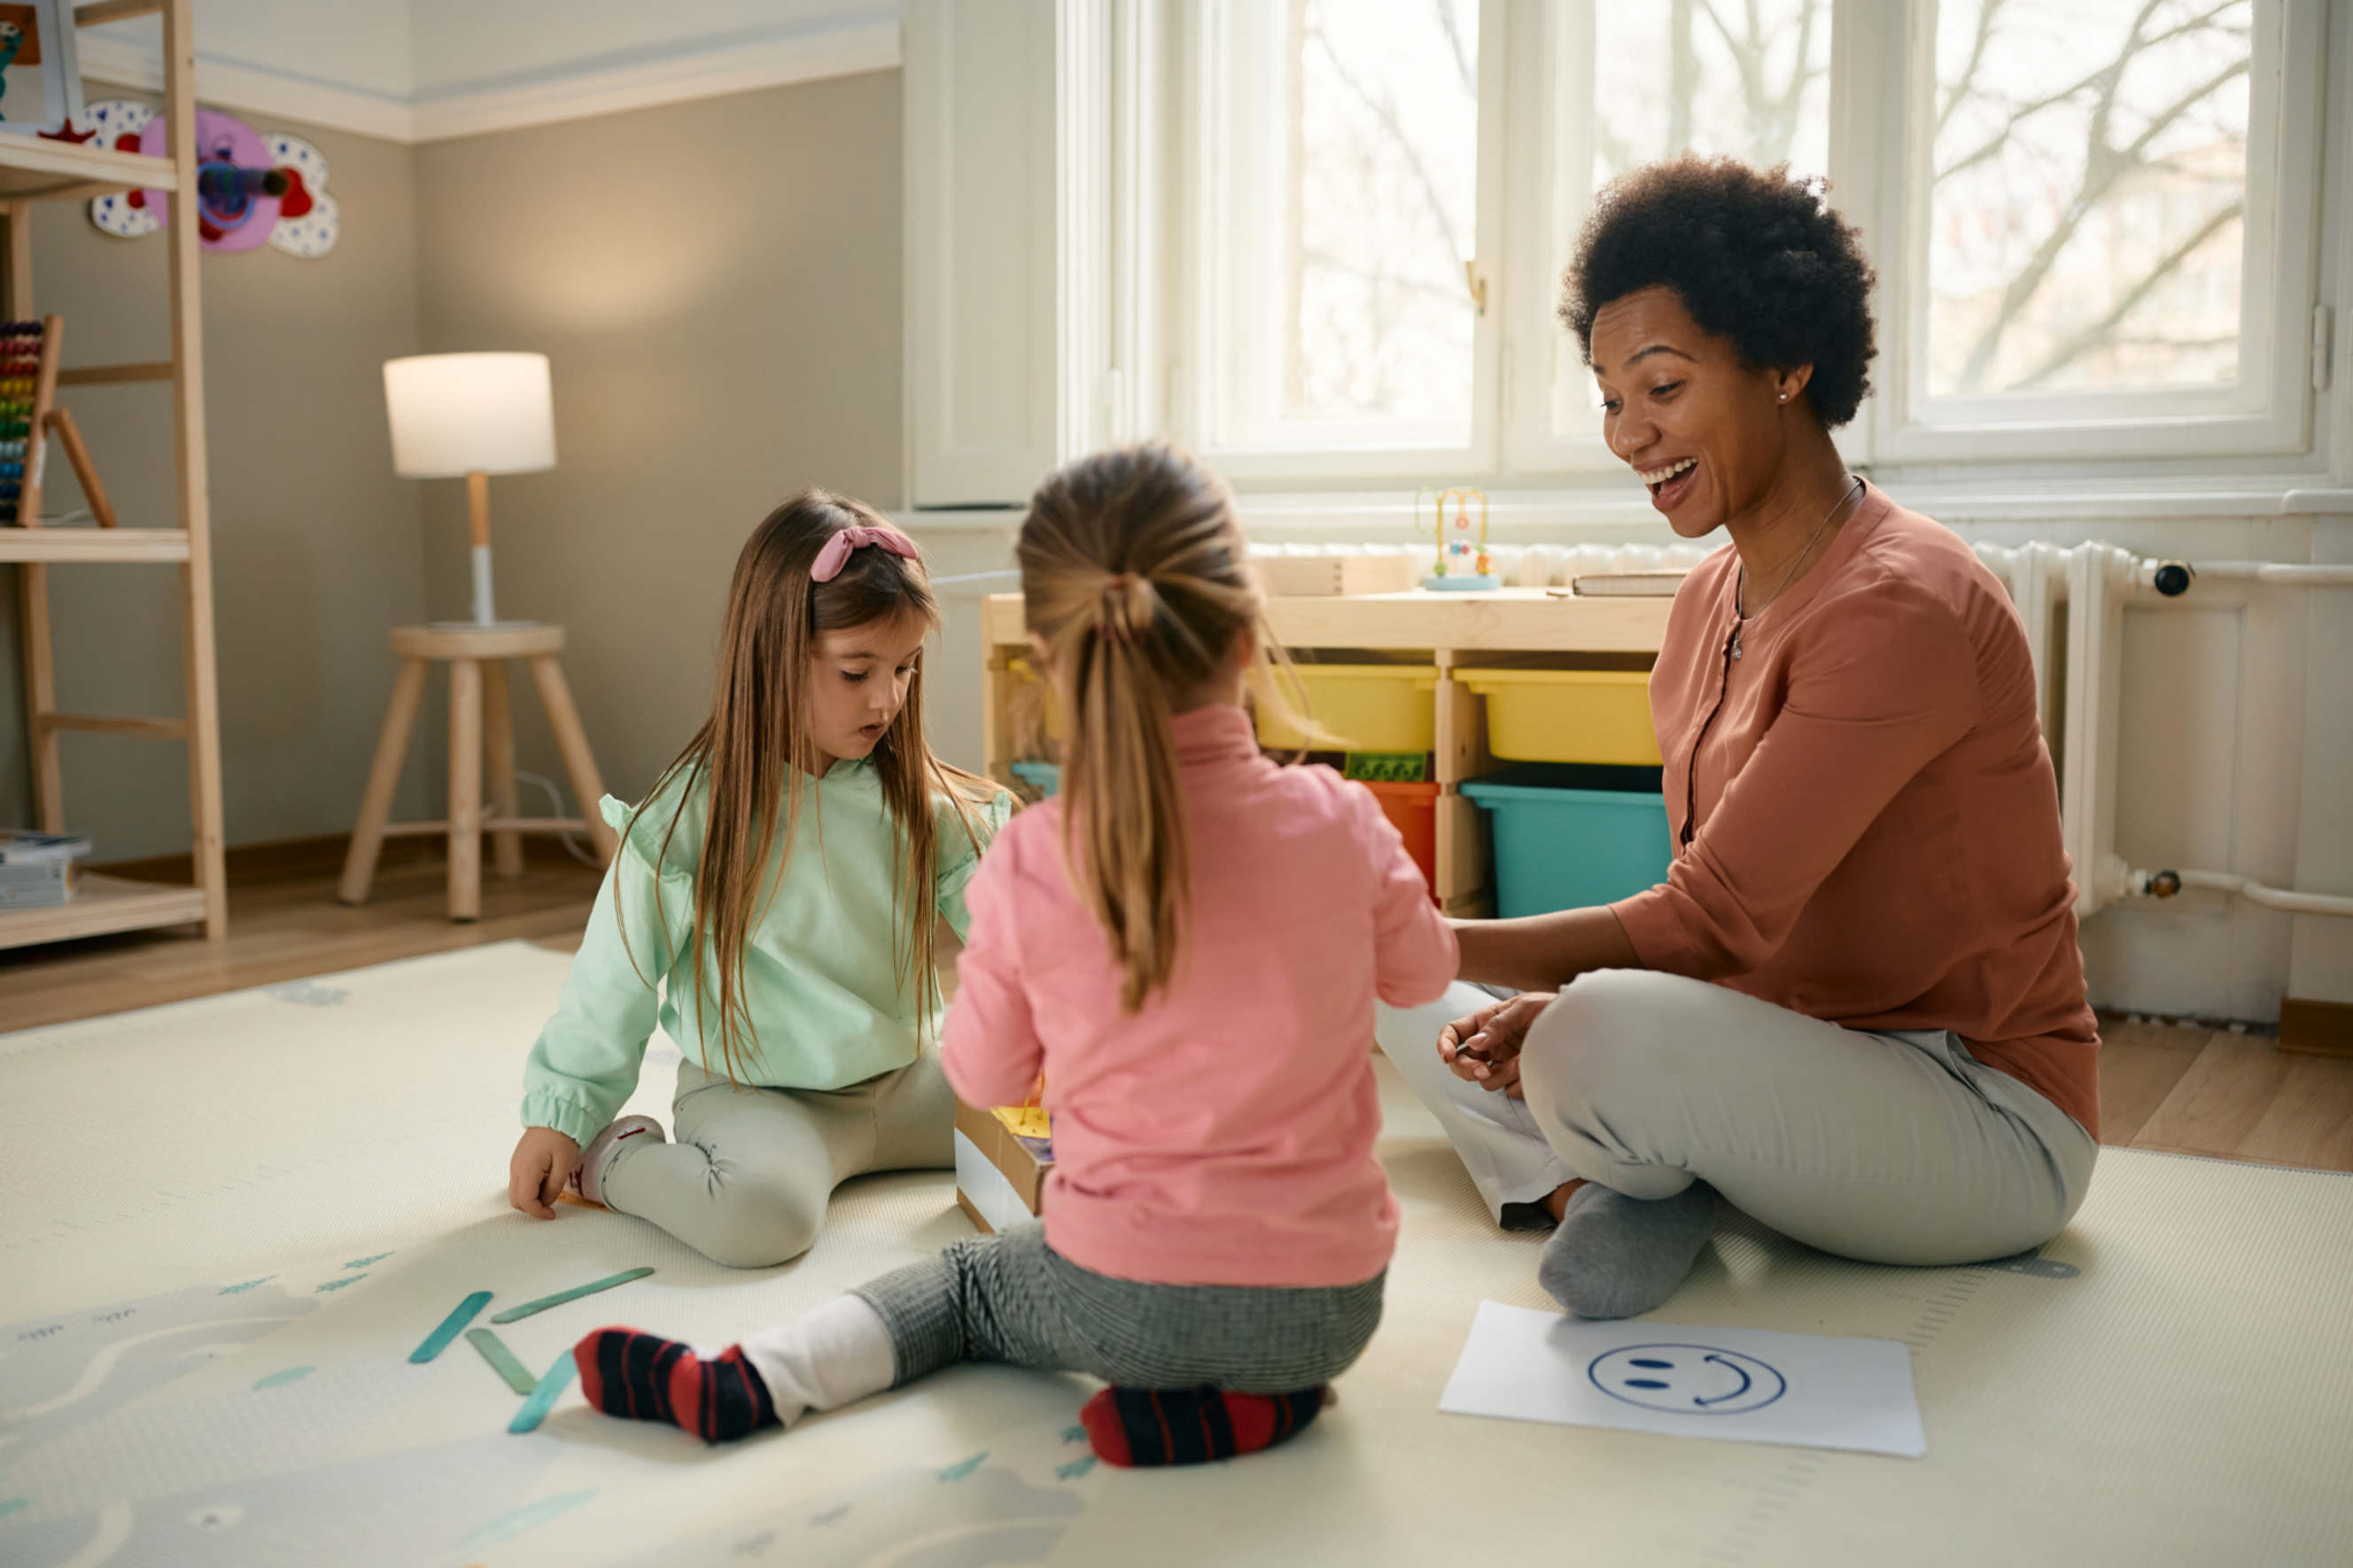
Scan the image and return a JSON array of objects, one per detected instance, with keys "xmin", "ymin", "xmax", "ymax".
[{"xmin": 1973, "ymin": 544, "xmax": 2353, "ymax": 920}]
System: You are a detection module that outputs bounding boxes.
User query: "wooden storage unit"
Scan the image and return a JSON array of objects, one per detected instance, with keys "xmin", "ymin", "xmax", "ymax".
[
  {"xmin": 1, "ymin": 0, "xmax": 225, "ymax": 950},
  {"xmin": 979, "ymin": 589, "xmax": 1674, "ymax": 917}
]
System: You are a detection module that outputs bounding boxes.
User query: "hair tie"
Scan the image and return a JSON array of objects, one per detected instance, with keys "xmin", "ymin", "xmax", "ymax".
[
  {"xmin": 811, "ymin": 524, "xmax": 920, "ymax": 583},
  {"xmin": 1096, "ymin": 572, "xmax": 1150, "ymax": 643}
]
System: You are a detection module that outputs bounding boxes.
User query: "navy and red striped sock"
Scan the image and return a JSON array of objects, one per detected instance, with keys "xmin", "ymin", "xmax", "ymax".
[
  {"xmin": 572, "ymin": 1327, "xmax": 777, "ymax": 1443},
  {"xmin": 1078, "ymin": 1386, "xmax": 1327, "ymax": 1467}
]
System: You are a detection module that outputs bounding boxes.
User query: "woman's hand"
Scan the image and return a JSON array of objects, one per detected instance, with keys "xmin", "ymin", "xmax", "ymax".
[
  {"xmin": 1437, "ymin": 991, "xmax": 1557, "ymax": 1098},
  {"xmin": 509, "ymin": 1127, "xmax": 582, "ymax": 1219}
]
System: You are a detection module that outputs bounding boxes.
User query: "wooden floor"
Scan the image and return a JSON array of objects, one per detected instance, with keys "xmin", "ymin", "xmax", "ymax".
[
  {"xmin": 4, "ymin": 858, "xmax": 2349, "ymax": 1174},
  {"xmin": 0, "ymin": 850, "xmax": 605, "ymax": 1036}
]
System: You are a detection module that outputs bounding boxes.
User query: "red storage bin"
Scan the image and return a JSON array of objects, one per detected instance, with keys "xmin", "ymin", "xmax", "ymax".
[{"xmin": 1362, "ymin": 780, "xmax": 1440, "ymax": 903}]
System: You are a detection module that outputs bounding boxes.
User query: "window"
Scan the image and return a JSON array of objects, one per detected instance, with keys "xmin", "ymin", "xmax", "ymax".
[
  {"xmin": 1518, "ymin": 0, "xmax": 1835, "ymax": 464},
  {"xmin": 1189, "ymin": 0, "xmax": 1497, "ymax": 470},
  {"xmin": 1168, "ymin": 0, "xmax": 2327, "ymax": 483},
  {"xmin": 1875, "ymin": 0, "xmax": 2319, "ymax": 462}
]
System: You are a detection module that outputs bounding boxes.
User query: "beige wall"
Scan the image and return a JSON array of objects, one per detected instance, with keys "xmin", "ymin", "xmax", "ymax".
[
  {"xmin": 0, "ymin": 113, "xmax": 431, "ymax": 861},
  {"xmin": 412, "ymin": 70, "xmax": 910, "ymax": 811},
  {"xmin": 3, "ymin": 68, "xmax": 917, "ymax": 862}
]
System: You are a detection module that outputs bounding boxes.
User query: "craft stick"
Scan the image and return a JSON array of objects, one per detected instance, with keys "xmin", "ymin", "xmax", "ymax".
[
  {"xmin": 409, "ymin": 1291, "xmax": 493, "ymax": 1363},
  {"xmin": 489, "ymin": 1267, "xmax": 655, "ymax": 1324},
  {"xmin": 508, "ymin": 1349, "xmax": 579, "ymax": 1434},
  {"xmin": 466, "ymin": 1327, "xmax": 540, "ymax": 1394}
]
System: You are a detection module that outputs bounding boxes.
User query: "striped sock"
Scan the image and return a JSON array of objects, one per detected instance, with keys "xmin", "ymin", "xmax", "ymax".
[
  {"xmin": 1078, "ymin": 1386, "xmax": 1327, "ymax": 1467},
  {"xmin": 572, "ymin": 1327, "xmax": 778, "ymax": 1443}
]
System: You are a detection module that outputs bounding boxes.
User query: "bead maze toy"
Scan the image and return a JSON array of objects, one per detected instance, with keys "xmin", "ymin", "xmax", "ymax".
[
  {"xmin": 1419, "ymin": 486, "xmax": 1497, "ymax": 591},
  {"xmin": 0, "ymin": 314, "xmax": 115, "ymax": 530}
]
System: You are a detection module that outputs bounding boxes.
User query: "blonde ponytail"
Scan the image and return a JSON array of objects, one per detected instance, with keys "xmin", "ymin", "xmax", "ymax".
[{"xmin": 1021, "ymin": 445, "xmax": 1291, "ymax": 1013}]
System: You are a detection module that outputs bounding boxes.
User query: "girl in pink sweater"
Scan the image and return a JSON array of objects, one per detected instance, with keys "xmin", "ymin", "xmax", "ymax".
[{"xmin": 569, "ymin": 444, "xmax": 1456, "ymax": 1466}]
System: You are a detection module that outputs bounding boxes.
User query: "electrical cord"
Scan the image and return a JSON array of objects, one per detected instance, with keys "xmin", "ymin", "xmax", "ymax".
[{"xmin": 514, "ymin": 769, "xmax": 605, "ymax": 866}]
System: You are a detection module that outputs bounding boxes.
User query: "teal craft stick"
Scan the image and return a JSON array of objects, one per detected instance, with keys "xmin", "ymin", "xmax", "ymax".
[
  {"xmin": 409, "ymin": 1291, "xmax": 493, "ymax": 1363},
  {"xmin": 466, "ymin": 1327, "xmax": 540, "ymax": 1394},
  {"xmin": 508, "ymin": 1349, "xmax": 579, "ymax": 1433},
  {"xmin": 489, "ymin": 1267, "xmax": 655, "ymax": 1324}
]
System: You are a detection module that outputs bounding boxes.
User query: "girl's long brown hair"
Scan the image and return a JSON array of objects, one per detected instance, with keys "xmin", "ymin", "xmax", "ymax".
[
  {"xmin": 1021, "ymin": 444, "xmax": 1309, "ymax": 1013},
  {"xmin": 619, "ymin": 490, "xmax": 994, "ymax": 1083}
]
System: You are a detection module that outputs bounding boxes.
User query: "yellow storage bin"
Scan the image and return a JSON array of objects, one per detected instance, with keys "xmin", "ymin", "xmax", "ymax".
[
  {"xmin": 1255, "ymin": 664, "xmax": 1440, "ymax": 753},
  {"xmin": 1006, "ymin": 655, "xmax": 1067, "ymax": 743},
  {"xmin": 1459, "ymin": 669, "xmax": 1659, "ymax": 765}
]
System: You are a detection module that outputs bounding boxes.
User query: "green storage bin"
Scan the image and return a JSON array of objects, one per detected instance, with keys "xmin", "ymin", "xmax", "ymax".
[{"xmin": 1459, "ymin": 764, "xmax": 1672, "ymax": 917}]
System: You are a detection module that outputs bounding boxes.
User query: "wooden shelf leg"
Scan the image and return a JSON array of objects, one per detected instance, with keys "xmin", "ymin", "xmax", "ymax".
[
  {"xmin": 47, "ymin": 408, "xmax": 118, "ymax": 529},
  {"xmin": 18, "ymin": 562, "xmax": 61, "ymax": 833},
  {"xmin": 447, "ymin": 657, "xmax": 483, "ymax": 920},
  {"xmin": 338, "ymin": 657, "xmax": 428, "ymax": 905},
  {"xmin": 481, "ymin": 659, "xmax": 524, "ymax": 878},
  {"xmin": 529, "ymin": 656, "xmax": 616, "ymax": 864}
]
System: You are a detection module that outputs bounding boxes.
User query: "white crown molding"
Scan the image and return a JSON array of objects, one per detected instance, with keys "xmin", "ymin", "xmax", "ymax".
[
  {"xmin": 410, "ymin": 19, "xmax": 899, "ymax": 142},
  {"xmin": 74, "ymin": 18, "xmax": 899, "ymax": 146},
  {"xmin": 76, "ymin": 33, "xmax": 418, "ymax": 140}
]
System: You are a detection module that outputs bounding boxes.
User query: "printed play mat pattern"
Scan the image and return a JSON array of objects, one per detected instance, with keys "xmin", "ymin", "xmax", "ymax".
[{"xmin": 3, "ymin": 943, "xmax": 2349, "ymax": 1566}]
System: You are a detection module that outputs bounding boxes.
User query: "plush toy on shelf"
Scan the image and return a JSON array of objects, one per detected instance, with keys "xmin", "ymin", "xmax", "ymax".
[{"xmin": 82, "ymin": 101, "xmax": 339, "ymax": 258}]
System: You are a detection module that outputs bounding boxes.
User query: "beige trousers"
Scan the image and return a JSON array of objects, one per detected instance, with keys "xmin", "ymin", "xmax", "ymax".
[
  {"xmin": 601, "ymin": 1038, "xmax": 954, "ymax": 1269},
  {"xmin": 1377, "ymin": 970, "xmax": 2097, "ymax": 1267}
]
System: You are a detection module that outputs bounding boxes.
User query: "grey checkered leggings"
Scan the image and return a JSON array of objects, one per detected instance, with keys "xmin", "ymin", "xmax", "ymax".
[{"xmin": 851, "ymin": 1223, "xmax": 1386, "ymax": 1393}]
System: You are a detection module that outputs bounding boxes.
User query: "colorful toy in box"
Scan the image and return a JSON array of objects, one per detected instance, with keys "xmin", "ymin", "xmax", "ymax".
[{"xmin": 953, "ymin": 1095, "xmax": 1052, "ymax": 1235}]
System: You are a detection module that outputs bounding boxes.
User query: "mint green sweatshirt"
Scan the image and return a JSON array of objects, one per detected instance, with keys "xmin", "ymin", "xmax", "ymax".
[{"xmin": 520, "ymin": 762, "xmax": 1013, "ymax": 1146}]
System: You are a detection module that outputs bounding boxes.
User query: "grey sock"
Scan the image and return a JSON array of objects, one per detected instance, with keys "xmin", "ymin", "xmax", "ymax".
[{"xmin": 1537, "ymin": 1181, "xmax": 1718, "ymax": 1320}]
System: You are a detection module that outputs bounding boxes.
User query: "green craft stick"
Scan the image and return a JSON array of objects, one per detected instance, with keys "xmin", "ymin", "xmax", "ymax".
[
  {"xmin": 489, "ymin": 1267, "xmax": 655, "ymax": 1324},
  {"xmin": 408, "ymin": 1290, "xmax": 493, "ymax": 1363},
  {"xmin": 508, "ymin": 1349, "xmax": 578, "ymax": 1434},
  {"xmin": 466, "ymin": 1327, "xmax": 540, "ymax": 1394}
]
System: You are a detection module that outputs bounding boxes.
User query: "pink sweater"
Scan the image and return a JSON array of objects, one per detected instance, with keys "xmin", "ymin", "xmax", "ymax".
[
  {"xmin": 943, "ymin": 703, "xmax": 1457, "ymax": 1287},
  {"xmin": 1609, "ymin": 485, "xmax": 2101, "ymax": 1137}
]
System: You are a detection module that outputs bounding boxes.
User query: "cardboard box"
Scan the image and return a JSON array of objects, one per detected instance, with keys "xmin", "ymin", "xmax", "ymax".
[{"xmin": 953, "ymin": 1098, "xmax": 1052, "ymax": 1235}]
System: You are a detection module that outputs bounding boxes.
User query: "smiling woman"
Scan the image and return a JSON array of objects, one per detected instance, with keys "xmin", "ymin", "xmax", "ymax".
[{"xmin": 1375, "ymin": 155, "xmax": 2102, "ymax": 1323}]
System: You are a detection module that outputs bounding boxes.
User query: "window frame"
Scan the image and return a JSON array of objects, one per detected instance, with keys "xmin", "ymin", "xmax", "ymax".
[
  {"xmin": 1154, "ymin": 0, "xmax": 2332, "ymax": 489},
  {"xmin": 1172, "ymin": 0, "xmax": 1510, "ymax": 482},
  {"xmin": 1862, "ymin": 0, "xmax": 2326, "ymax": 466}
]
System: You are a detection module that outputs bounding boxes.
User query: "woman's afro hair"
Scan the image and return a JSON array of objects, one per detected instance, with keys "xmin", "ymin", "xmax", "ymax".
[{"xmin": 1561, "ymin": 155, "xmax": 1877, "ymax": 428}]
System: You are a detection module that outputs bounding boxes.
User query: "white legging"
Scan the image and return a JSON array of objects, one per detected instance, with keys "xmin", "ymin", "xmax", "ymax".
[{"xmin": 1376, "ymin": 970, "xmax": 2097, "ymax": 1267}]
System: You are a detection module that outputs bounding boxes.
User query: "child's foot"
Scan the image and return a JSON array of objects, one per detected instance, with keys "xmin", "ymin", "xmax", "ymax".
[
  {"xmin": 573, "ymin": 1327, "xmax": 777, "ymax": 1443},
  {"xmin": 568, "ymin": 1114, "xmax": 664, "ymax": 1206},
  {"xmin": 1536, "ymin": 1180, "xmax": 1718, "ymax": 1320},
  {"xmin": 1079, "ymin": 1386, "xmax": 1329, "ymax": 1467}
]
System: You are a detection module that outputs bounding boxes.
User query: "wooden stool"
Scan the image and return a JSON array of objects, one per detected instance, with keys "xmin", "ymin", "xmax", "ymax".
[{"xmin": 339, "ymin": 624, "xmax": 617, "ymax": 920}]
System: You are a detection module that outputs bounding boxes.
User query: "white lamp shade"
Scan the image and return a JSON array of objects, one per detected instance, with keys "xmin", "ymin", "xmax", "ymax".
[{"xmin": 383, "ymin": 353, "xmax": 556, "ymax": 478}]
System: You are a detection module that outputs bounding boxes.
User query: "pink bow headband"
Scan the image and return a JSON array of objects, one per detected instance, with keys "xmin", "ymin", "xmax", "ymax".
[{"xmin": 811, "ymin": 524, "xmax": 920, "ymax": 583}]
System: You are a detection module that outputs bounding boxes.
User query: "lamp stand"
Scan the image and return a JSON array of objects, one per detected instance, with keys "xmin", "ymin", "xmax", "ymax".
[{"xmin": 466, "ymin": 468, "xmax": 498, "ymax": 626}]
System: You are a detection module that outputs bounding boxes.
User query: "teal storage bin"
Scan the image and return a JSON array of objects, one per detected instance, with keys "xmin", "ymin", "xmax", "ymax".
[
  {"xmin": 1459, "ymin": 764, "xmax": 1672, "ymax": 917},
  {"xmin": 1010, "ymin": 760, "xmax": 1060, "ymax": 797}
]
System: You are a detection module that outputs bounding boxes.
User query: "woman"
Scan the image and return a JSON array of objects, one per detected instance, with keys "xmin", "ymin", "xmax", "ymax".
[{"xmin": 1378, "ymin": 155, "xmax": 2099, "ymax": 1320}]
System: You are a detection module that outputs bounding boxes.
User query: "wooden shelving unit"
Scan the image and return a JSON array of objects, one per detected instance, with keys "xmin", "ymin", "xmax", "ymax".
[
  {"xmin": 1, "ymin": 0, "xmax": 224, "ymax": 951},
  {"xmin": 980, "ymin": 588, "xmax": 1675, "ymax": 917}
]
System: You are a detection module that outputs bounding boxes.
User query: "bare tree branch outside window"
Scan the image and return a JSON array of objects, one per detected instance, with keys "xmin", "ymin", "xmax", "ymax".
[{"xmin": 1928, "ymin": 0, "xmax": 2252, "ymax": 397}]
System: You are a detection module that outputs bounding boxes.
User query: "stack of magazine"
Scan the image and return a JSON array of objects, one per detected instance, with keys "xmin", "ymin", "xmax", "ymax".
[{"xmin": 0, "ymin": 830, "xmax": 93, "ymax": 908}]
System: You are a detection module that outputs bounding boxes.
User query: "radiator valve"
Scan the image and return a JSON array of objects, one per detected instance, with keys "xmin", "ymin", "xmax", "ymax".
[
  {"xmin": 2144, "ymin": 869, "xmax": 2184, "ymax": 898},
  {"xmin": 2151, "ymin": 561, "xmax": 2196, "ymax": 597}
]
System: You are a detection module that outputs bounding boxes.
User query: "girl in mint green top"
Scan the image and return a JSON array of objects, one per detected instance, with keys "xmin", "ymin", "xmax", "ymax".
[{"xmin": 508, "ymin": 491, "xmax": 1011, "ymax": 1269}]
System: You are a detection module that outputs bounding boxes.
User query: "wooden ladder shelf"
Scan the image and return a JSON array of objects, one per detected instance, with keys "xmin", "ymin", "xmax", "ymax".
[{"xmin": 0, "ymin": 0, "xmax": 225, "ymax": 950}]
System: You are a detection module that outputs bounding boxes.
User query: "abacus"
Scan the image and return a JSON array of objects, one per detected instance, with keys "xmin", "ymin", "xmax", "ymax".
[{"xmin": 0, "ymin": 315, "xmax": 116, "ymax": 531}]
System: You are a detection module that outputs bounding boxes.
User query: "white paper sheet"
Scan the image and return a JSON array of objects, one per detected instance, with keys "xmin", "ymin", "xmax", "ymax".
[{"xmin": 1439, "ymin": 1300, "xmax": 1927, "ymax": 1458}]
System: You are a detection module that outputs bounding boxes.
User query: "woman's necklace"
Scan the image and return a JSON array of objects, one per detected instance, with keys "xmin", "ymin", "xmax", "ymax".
[{"xmin": 1730, "ymin": 476, "xmax": 1863, "ymax": 661}]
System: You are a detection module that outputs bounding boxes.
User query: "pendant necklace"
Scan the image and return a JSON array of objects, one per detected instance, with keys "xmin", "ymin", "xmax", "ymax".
[{"xmin": 1730, "ymin": 477, "xmax": 1863, "ymax": 661}]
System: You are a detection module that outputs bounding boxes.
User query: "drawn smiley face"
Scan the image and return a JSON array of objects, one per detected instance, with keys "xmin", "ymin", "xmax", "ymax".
[{"xmin": 1588, "ymin": 1344, "xmax": 1788, "ymax": 1415}]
